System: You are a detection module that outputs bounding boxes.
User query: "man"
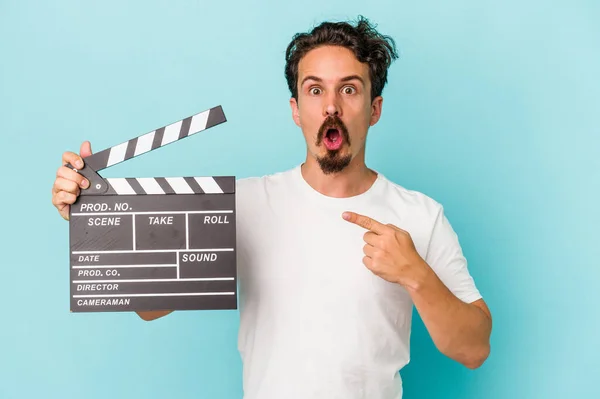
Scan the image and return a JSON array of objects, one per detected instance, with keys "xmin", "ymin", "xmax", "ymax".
[{"xmin": 52, "ymin": 16, "xmax": 491, "ymax": 399}]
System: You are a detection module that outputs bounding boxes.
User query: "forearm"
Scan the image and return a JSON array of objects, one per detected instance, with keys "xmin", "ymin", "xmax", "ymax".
[
  {"xmin": 136, "ymin": 310, "xmax": 173, "ymax": 321},
  {"xmin": 407, "ymin": 262, "xmax": 492, "ymax": 368}
]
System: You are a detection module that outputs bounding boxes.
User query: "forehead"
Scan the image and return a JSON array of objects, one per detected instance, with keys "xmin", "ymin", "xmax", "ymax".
[{"xmin": 298, "ymin": 45, "xmax": 369, "ymax": 83}]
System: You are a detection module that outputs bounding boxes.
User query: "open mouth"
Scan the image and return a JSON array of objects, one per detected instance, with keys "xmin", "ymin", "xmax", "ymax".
[{"xmin": 323, "ymin": 127, "xmax": 343, "ymax": 150}]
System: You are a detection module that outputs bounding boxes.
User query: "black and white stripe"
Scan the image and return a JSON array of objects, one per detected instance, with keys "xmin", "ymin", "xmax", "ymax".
[
  {"xmin": 84, "ymin": 105, "xmax": 226, "ymax": 172},
  {"xmin": 104, "ymin": 176, "xmax": 235, "ymax": 195}
]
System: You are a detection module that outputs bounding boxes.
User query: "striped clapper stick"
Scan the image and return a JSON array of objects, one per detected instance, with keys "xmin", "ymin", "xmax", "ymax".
[{"xmin": 67, "ymin": 105, "xmax": 237, "ymax": 313}]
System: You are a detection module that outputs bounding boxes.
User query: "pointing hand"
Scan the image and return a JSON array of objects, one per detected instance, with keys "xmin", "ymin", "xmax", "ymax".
[{"xmin": 342, "ymin": 211, "xmax": 428, "ymax": 290}]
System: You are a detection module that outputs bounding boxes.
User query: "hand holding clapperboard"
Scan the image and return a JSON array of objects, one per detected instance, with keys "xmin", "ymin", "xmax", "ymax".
[{"xmin": 62, "ymin": 105, "xmax": 236, "ymax": 313}]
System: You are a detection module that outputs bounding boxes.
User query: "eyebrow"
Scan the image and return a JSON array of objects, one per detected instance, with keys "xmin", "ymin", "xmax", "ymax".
[{"xmin": 300, "ymin": 75, "xmax": 365, "ymax": 87}]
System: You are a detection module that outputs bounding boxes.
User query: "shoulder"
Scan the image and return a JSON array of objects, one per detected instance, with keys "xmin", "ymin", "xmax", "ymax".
[
  {"xmin": 376, "ymin": 173, "xmax": 443, "ymax": 221},
  {"xmin": 376, "ymin": 175, "xmax": 466, "ymax": 263}
]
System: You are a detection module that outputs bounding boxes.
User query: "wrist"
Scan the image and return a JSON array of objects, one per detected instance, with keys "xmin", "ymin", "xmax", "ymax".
[{"xmin": 401, "ymin": 259, "xmax": 435, "ymax": 293}]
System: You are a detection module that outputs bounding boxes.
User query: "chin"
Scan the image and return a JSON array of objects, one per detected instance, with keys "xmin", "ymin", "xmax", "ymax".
[{"xmin": 316, "ymin": 149, "xmax": 352, "ymax": 175}]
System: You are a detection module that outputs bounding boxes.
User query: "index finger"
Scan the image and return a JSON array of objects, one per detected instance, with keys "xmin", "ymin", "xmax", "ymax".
[
  {"xmin": 342, "ymin": 211, "xmax": 387, "ymax": 234},
  {"xmin": 62, "ymin": 151, "xmax": 84, "ymax": 170}
]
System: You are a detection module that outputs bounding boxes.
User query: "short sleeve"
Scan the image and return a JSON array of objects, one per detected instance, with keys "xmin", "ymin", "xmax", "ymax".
[{"xmin": 424, "ymin": 205, "xmax": 482, "ymax": 304}]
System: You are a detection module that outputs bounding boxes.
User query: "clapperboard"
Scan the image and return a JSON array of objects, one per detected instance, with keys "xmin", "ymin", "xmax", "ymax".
[{"xmin": 66, "ymin": 105, "xmax": 237, "ymax": 313}]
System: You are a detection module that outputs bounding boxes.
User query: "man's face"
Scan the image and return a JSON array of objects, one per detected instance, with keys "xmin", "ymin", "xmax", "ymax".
[{"xmin": 290, "ymin": 45, "xmax": 382, "ymax": 174}]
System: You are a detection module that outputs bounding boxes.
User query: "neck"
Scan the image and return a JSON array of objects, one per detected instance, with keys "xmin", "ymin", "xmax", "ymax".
[{"xmin": 300, "ymin": 150, "xmax": 378, "ymax": 198}]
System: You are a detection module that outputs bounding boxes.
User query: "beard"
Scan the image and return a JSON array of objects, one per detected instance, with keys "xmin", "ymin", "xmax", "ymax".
[
  {"xmin": 315, "ymin": 115, "xmax": 352, "ymax": 175},
  {"xmin": 317, "ymin": 150, "xmax": 352, "ymax": 175}
]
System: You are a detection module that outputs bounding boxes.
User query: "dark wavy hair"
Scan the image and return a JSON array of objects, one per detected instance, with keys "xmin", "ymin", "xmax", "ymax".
[{"xmin": 285, "ymin": 16, "xmax": 399, "ymax": 102}]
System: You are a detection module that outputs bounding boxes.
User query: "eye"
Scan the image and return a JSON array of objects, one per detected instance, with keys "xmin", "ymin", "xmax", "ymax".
[
  {"xmin": 342, "ymin": 85, "xmax": 356, "ymax": 95},
  {"xmin": 309, "ymin": 87, "xmax": 322, "ymax": 95}
]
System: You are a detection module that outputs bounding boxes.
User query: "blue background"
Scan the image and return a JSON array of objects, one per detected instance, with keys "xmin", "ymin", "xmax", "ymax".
[{"xmin": 1, "ymin": 0, "xmax": 598, "ymax": 398}]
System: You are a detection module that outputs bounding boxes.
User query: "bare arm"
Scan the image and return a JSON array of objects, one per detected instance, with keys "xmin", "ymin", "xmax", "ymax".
[
  {"xmin": 342, "ymin": 211, "xmax": 492, "ymax": 369},
  {"xmin": 408, "ymin": 264, "xmax": 492, "ymax": 368},
  {"xmin": 136, "ymin": 310, "xmax": 174, "ymax": 321}
]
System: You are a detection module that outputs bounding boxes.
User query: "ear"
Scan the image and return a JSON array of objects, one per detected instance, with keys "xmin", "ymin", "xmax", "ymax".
[
  {"xmin": 369, "ymin": 96, "xmax": 383, "ymax": 126},
  {"xmin": 290, "ymin": 97, "xmax": 301, "ymax": 127}
]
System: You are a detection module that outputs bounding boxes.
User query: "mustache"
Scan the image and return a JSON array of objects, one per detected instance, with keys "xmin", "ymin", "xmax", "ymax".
[{"xmin": 316, "ymin": 115, "xmax": 351, "ymax": 146}]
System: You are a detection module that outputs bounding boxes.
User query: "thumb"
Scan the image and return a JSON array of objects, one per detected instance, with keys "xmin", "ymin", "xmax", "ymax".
[{"xmin": 80, "ymin": 141, "xmax": 93, "ymax": 158}]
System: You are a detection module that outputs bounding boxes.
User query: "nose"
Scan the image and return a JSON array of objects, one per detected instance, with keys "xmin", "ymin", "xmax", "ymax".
[{"xmin": 323, "ymin": 91, "xmax": 341, "ymax": 117}]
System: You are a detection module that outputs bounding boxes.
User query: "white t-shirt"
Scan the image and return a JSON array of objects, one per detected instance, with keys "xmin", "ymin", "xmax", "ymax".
[{"xmin": 234, "ymin": 164, "xmax": 482, "ymax": 399}]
